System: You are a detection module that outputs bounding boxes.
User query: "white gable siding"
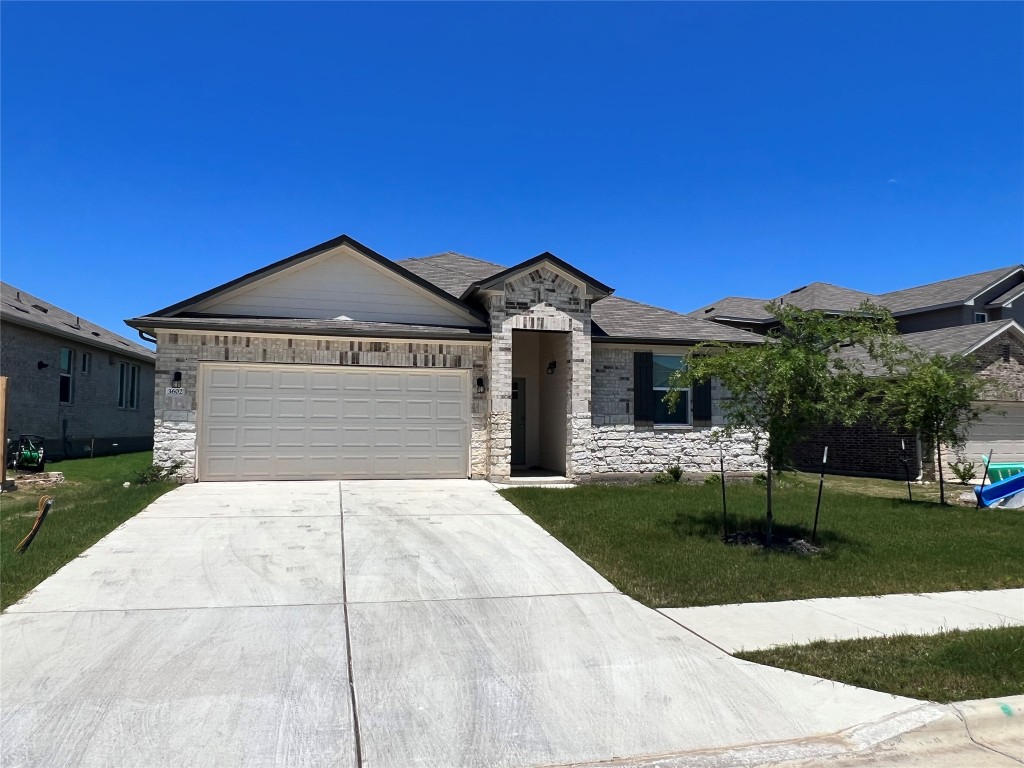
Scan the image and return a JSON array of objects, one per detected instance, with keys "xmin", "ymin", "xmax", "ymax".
[{"xmin": 189, "ymin": 244, "xmax": 482, "ymax": 326}]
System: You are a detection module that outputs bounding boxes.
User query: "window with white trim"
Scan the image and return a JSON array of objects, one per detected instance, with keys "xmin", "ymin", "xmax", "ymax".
[
  {"xmin": 653, "ymin": 355, "xmax": 689, "ymax": 425},
  {"xmin": 81, "ymin": 351, "xmax": 92, "ymax": 374},
  {"xmin": 59, "ymin": 347, "xmax": 74, "ymax": 403},
  {"xmin": 974, "ymin": 312, "xmax": 988, "ymax": 324},
  {"xmin": 118, "ymin": 362, "xmax": 140, "ymax": 409}
]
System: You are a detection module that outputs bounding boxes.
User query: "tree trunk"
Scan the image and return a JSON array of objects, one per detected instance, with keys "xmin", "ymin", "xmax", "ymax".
[
  {"xmin": 936, "ymin": 436, "xmax": 945, "ymax": 505},
  {"xmin": 765, "ymin": 454, "xmax": 773, "ymax": 548}
]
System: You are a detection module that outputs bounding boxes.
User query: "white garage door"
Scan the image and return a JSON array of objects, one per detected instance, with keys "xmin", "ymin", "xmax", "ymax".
[
  {"xmin": 963, "ymin": 402, "xmax": 1024, "ymax": 464},
  {"xmin": 198, "ymin": 363, "xmax": 470, "ymax": 481}
]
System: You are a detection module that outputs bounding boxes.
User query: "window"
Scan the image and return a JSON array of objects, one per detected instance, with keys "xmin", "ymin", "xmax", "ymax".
[
  {"xmin": 118, "ymin": 362, "xmax": 140, "ymax": 409},
  {"xmin": 653, "ymin": 355, "xmax": 689, "ymax": 424},
  {"xmin": 975, "ymin": 312, "xmax": 988, "ymax": 324},
  {"xmin": 81, "ymin": 351, "xmax": 92, "ymax": 374},
  {"xmin": 59, "ymin": 347, "xmax": 74, "ymax": 403}
]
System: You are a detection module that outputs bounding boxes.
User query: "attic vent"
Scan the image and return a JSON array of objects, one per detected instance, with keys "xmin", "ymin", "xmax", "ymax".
[
  {"xmin": 91, "ymin": 331, "xmax": 101, "ymax": 337},
  {"xmin": 31, "ymin": 303, "xmax": 48, "ymax": 313},
  {"xmin": 6, "ymin": 302, "xmax": 29, "ymax": 314},
  {"xmin": 704, "ymin": 307, "xmax": 714, "ymax": 314},
  {"xmin": 790, "ymin": 286, "xmax": 807, "ymax": 294},
  {"xmin": 1003, "ymin": 343, "xmax": 1011, "ymax": 362},
  {"xmin": 117, "ymin": 340, "xmax": 129, "ymax": 347}
]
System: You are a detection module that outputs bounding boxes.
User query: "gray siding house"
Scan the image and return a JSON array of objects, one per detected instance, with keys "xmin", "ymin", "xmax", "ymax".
[
  {"xmin": 1, "ymin": 282, "xmax": 156, "ymax": 459},
  {"xmin": 127, "ymin": 235, "xmax": 766, "ymax": 482}
]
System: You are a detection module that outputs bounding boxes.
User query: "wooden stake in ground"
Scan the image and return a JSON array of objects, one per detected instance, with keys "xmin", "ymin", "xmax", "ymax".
[
  {"xmin": 0, "ymin": 376, "xmax": 8, "ymax": 487},
  {"xmin": 812, "ymin": 447, "xmax": 827, "ymax": 545},
  {"xmin": 16, "ymin": 496, "xmax": 54, "ymax": 554}
]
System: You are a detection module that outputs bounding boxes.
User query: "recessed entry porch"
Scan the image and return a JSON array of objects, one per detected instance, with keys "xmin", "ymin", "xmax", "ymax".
[{"xmin": 510, "ymin": 329, "xmax": 571, "ymax": 477}]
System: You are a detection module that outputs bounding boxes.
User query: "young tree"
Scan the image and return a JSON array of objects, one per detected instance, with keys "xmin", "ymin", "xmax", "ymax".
[
  {"xmin": 666, "ymin": 302, "xmax": 898, "ymax": 545},
  {"xmin": 878, "ymin": 351, "xmax": 986, "ymax": 505}
]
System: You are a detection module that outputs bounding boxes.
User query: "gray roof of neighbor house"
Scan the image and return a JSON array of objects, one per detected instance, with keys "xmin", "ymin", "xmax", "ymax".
[
  {"xmin": 1, "ymin": 281, "xmax": 155, "ymax": 363},
  {"xmin": 689, "ymin": 282, "xmax": 877, "ymax": 324},
  {"xmin": 401, "ymin": 253, "xmax": 762, "ymax": 344},
  {"xmin": 839, "ymin": 319, "xmax": 1023, "ymax": 375},
  {"xmin": 878, "ymin": 265, "xmax": 1023, "ymax": 314}
]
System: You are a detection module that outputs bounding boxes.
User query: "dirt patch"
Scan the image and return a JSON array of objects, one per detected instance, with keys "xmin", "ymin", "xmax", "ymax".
[{"xmin": 722, "ymin": 530, "xmax": 825, "ymax": 555}]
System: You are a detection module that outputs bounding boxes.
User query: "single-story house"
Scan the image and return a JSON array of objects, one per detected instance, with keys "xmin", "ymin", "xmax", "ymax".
[
  {"xmin": 126, "ymin": 235, "xmax": 766, "ymax": 482},
  {"xmin": 1, "ymin": 281, "xmax": 156, "ymax": 459}
]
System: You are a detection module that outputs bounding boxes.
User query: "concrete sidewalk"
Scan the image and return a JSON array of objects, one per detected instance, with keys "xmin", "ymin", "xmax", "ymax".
[{"xmin": 660, "ymin": 589, "xmax": 1024, "ymax": 653}]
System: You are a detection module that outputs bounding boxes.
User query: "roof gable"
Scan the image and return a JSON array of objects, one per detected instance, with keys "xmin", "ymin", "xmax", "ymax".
[
  {"xmin": 459, "ymin": 252, "xmax": 613, "ymax": 300},
  {"xmin": 147, "ymin": 235, "xmax": 486, "ymax": 327},
  {"xmin": 879, "ymin": 265, "xmax": 1024, "ymax": 314}
]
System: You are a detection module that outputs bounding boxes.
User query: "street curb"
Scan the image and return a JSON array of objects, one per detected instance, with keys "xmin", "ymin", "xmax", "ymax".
[{"xmin": 537, "ymin": 696, "xmax": 1023, "ymax": 767}]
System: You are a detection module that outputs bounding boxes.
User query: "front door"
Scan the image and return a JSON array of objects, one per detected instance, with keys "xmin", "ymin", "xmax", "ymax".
[{"xmin": 511, "ymin": 377, "xmax": 526, "ymax": 466}]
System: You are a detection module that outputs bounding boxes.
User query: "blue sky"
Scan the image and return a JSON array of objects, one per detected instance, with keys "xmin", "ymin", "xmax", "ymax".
[{"xmin": 2, "ymin": 2, "xmax": 1021, "ymax": 340}]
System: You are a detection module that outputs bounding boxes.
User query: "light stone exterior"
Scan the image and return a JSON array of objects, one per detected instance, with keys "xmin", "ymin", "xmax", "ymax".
[
  {"xmin": 150, "ymin": 262, "xmax": 763, "ymax": 482},
  {"xmin": 153, "ymin": 332, "xmax": 489, "ymax": 480}
]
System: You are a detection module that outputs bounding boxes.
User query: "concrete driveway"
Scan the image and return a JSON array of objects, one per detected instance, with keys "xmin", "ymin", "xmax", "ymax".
[{"xmin": 1, "ymin": 481, "xmax": 940, "ymax": 768}]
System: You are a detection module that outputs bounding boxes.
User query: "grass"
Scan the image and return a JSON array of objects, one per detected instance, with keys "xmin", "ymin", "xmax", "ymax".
[
  {"xmin": 500, "ymin": 473, "xmax": 1024, "ymax": 608},
  {"xmin": 736, "ymin": 627, "xmax": 1024, "ymax": 703},
  {"xmin": 0, "ymin": 452, "xmax": 176, "ymax": 610}
]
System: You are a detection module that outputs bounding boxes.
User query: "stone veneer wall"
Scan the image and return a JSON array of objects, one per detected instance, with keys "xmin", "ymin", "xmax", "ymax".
[
  {"xmin": 486, "ymin": 265, "xmax": 592, "ymax": 480},
  {"xmin": 153, "ymin": 332, "xmax": 490, "ymax": 480},
  {"xmin": 582, "ymin": 347, "xmax": 764, "ymax": 476}
]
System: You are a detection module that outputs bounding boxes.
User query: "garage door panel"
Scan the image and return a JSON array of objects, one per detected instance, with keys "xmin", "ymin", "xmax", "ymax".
[
  {"xmin": 243, "ymin": 398, "xmax": 273, "ymax": 418},
  {"xmin": 436, "ymin": 401, "xmax": 465, "ymax": 420},
  {"xmin": 964, "ymin": 404, "xmax": 1024, "ymax": 463},
  {"xmin": 200, "ymin": 364, "xmax": 470, "ymax": 481}
]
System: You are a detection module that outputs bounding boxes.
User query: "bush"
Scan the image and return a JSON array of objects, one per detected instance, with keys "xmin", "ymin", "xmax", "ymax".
[
  {"xmin": 652, "ymin": 472, "xmax": 675, "ymax": 484},
  {"xmin": 947, "ymin": 458, "xmax": 977, "ymax": 485},
  {"xmin": 704, "ymin": 474, "xmax": 722, "ymax": 485},
  {"xmin": 667, "ymin": 465, "xmax": 682, "ymax": 481},
  {"xmin": 131, "ymin": 460, "xmax": 183, "ymax": 485}
]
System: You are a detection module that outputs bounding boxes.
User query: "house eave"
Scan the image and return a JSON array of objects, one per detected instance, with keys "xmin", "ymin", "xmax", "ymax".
[{"xmin": 1, "ymin": 312, "xmax": 155, "ymax": 363}]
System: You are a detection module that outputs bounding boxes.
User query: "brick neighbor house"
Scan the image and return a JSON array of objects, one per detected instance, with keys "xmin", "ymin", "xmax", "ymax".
[
  {"xmin": 126, "ymin": 234, "xmax": 767, "ymax": 482},
  {"xmin": 1, "ymin": 282, "xmax": 156, "ymax": 459},
  {"xmin": 692, "ymin": 266, "xmax": 1024, "ymax": 478}
]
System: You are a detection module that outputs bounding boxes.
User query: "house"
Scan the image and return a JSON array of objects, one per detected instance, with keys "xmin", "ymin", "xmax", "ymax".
[
  {"xmin": 1, "ymin": 281, "xmax": 156, "ymax": 459},
  {"xmin": 692, "ymin": 266, "xmax": 1024, "ymax": 477},
  {"xmin": 125, "ymin": 234, "xmax": 766, "ymax": 482}
]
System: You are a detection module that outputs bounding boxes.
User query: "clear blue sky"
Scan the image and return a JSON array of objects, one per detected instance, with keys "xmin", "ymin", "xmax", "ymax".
[{"xmin": 2, "ymin": 2, "xmax": 1021, "ymax": 341}]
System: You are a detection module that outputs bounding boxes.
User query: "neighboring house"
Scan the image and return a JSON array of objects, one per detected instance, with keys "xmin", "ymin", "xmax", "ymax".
[
  {"xmin": 1, "ymin": 282, "xmax": 156, "ymax": 459},
  {"xmin": 126, "ymin": 234, "xmax": 766, "ymax": 482},
  {"xmin": 692, "ymin": 266, "xmax": 1024, "ymax": 478}
]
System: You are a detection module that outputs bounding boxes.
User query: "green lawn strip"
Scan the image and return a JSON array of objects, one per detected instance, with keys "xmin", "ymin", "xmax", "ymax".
[
  {"xmin": 736, "ymin": 627, "xmax": 1024, "ymax": 703},
  {"xmin": 1, "ymin": 452, "xmax": 176, "ymax": 610},
  {"xmin": 499, "ymin": 479, "xmax": 1024, "ymax": 608}
]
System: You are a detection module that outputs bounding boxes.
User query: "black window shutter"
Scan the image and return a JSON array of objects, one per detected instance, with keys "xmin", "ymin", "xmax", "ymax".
[
  {"xmin": 692, "ymin": 379, "xmax": 713, "ymax": 427},
  {"xmin": 633, "ymin": 351, "xmax": 654, "ymax": 425}
]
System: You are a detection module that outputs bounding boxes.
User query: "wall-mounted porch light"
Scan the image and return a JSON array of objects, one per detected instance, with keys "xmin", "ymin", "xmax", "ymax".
[
  {"xmin": 476, "ymin": 377, "xmax": 486, "ymax": 394},
  {"xmin": 546, "ymin": 361, "xmax": 557, "ymax": 375},
  {"xmin": 172, "ymin": 371, "xmax": 183, "ymax": 386},
  {"xmin": 37, "ymin": 361, "xmax": 49, "ymax": 370}
]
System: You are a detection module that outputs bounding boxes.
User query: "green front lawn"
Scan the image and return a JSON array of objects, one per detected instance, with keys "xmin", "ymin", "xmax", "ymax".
[
  {"xmin": 737, "ymin": 627, "xmax": 1024, "ymax": 703},
  {"xmin": 0, "ymin": 452, "xmax": 176, "ymax": 610},
  {"xmin": 500, "ymin": 475, "xmax": 1024, "ymax": 608}
]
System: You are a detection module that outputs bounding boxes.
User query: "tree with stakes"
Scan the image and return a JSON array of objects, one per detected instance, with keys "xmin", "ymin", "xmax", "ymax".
[{"xmin": 665, "ymin": 301, "xmax": 899, "ymax": 547}]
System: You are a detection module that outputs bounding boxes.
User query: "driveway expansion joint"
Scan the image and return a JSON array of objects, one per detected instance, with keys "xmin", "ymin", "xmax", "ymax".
[{"xmin": 338, "ymin": 482, "xmax": 364, "ymax": 768}]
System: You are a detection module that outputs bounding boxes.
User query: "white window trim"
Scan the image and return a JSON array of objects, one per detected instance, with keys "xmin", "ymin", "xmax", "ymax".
[
  {"xmin": 81, "ymin": 351, "xmax": 92, "ymax": 374},
  {"xmin": 59, "ymin": 347, "xmax": 74, "ymax": 404},
  {"xmin": 118, "ymin": 362, "xmax": 140, "ymax": 410},
  {"xmin": 974, "ymin": 312, "xmax": 988, "ymax": 324}
]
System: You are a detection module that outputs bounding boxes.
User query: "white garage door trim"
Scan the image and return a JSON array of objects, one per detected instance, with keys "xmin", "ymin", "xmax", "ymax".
[
  {"xmin": 197, "ymin": 362, "xmax": 471, "ymax": 481},
  {"xmin": 962, "ymin": 401, "xmax": 1024, "ymax": 464}
]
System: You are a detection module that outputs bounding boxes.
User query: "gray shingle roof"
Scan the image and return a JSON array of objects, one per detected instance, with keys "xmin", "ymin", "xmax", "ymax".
[
  {"xmin": 985, "ymin": 281, "xmax": 1024, "ymax": 307},
  {"xmin": 2, "ymin": 281, "xmax": 155, "ymax": 362},
  {"xmin": 688, "ymin": 297, "xmax": 774, "ymax": 321},
  {"xmin": 878, "ymin": 265, "xmax": 1023, "ymax": 314},
  {"xmin": 398, "ymin": 253, "xmax": 506, "ymax": 298},
  {"xmin": 403, "ymin": 252, "xmax": 761, "ymax": 344},
  {"xmin": 779, "ymin": 282, "xmax": 876, "ymax": 312},
  {"xmin": 591, "ymin": 296, "xmax": 764, "ymax": 343},
  {"xmin": 839, "ymin": 319, "xmax": 1023, "ymax": 375}
]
